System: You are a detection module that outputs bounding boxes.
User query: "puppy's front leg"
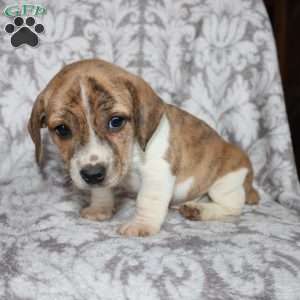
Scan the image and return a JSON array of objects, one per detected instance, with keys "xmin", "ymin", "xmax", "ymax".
[
  {"xmin": 81, "ymin": 188, "xmax": 115, "ymax": 221},
  {"xmin": 119, "ymin": 160, "xmax": 175, "ymax": 237}
]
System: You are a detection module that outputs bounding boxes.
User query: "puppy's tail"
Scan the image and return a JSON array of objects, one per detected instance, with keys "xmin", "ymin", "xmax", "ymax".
[{"xmin": 244, "ymin": 168, "xmax": 259, "ymax": 205}]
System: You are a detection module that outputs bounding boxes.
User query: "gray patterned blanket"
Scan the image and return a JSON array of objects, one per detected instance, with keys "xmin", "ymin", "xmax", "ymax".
[{"xmin": 1, "ymin": 0, "xmax": 300, "ymax": 299}]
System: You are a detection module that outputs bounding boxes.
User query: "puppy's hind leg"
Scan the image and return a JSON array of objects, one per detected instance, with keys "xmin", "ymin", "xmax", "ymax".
[{"xmin": 179, "ymin": 168, "xmax": 248, "ymax": 221}]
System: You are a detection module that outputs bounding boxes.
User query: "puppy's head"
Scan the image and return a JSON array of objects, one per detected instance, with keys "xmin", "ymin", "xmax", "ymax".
[{"xmin": 28, "ymin": 59, "xmax": 164, "ymax": 189}]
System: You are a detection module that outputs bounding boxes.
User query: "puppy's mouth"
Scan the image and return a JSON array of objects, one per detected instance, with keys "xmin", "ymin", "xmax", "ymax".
[{"xmin": 69, "ymin": 165, "xmax": 124, "ymax": 190}]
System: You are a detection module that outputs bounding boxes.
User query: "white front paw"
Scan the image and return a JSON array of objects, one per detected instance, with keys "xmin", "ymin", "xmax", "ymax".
[
  {"xmin": 118, "ymin": 221, "xmax": 160, "ymax": 237},
  {"xmin": 80, "ymin": 206, "xmax": 113, "ymax": 221}
]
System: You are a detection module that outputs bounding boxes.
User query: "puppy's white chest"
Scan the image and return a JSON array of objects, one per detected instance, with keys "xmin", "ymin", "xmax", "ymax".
[
  {"xmin": 121, "ymin": 115, "xmax": 178, "ymax": 198},
  {"xmin": 125, "ymin": 169, "xmax": 142, "ymax": 193},
  {"xmin": 122, "ymin": 143, "xmax": 144, "ymax": 193},
  {"xmin": 124, "ymin": 149, "xmax": 194, "ymax": 203}
]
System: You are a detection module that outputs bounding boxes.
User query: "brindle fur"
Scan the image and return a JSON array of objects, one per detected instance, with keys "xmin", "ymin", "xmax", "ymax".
[{"xmin": 28, "ymin": 59, "xmax": 259, "ymax": 206}]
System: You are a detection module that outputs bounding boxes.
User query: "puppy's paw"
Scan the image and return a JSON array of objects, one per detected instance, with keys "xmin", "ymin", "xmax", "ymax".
[
  {"xmin": 80, "ymin": 206, "xmax": 113, "ymax": 221},
  {"xmin": 118, "ymin": 221, "xmax": 159, "ymax": 237},
  {"xmin": 179, "ymin": 202, "xmax": 202, "ymax": 221}
]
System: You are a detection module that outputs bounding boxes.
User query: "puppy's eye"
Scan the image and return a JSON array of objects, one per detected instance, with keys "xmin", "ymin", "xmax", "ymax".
[
  {"xmin": 108, "ymin": 116, "xmax": 126, "ymax": 131},
  {"xmin": 54, "ymin": 124, "xmax": 72, "ymax": 139}
]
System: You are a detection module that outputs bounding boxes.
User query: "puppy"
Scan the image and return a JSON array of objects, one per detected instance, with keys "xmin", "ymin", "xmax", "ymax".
[{"xmin": 28, "ymin": 59, "xmax": 259, "ymax": 237}]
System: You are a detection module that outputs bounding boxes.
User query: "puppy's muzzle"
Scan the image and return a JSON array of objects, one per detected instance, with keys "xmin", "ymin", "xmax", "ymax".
[{"xmin": 80, "ymin": 164, "xmax": 106, "ymax": 185}]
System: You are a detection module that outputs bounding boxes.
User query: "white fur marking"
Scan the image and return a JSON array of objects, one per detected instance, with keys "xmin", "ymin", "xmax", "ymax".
[
  {"xmin": 209, "ymin": 168, "xmax": 248, "ymax": 202},
  {"xmin": 79, "ymin": 82, "xmax": 112, "ymax": 167},
  {"xmin": 69, "ymin": 82, "xmax": 113, "ymax": 189},
  {"xmin": 119, "ymin": 115, "xmax": 176, "ymax": 234},
  {"xmin": 122, "ymin": 143, "xmax": 143, "ymax": 193},
  {"xmin": 199, "ymin": 168, "xmax": 248, "ymax": 220},
  {"xmin": 173, "ymin": 177, "xmax": 194, "ymax": 202},
  {"xmin": 144, "ymin": 114, "xmax": 170, "ymax": 161}
]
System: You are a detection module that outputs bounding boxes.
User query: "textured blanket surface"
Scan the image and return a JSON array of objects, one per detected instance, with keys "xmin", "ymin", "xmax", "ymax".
[{"xmin": 0, "ymin": 0, "xmax": 300, "ymax": 299}]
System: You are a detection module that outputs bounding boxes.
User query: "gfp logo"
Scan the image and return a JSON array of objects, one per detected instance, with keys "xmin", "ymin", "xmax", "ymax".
[
  {"xmin": 3, "ymin": 4, "xmax": 47, "ymax": 17},
  {"xmin": 3, "ymin": 4, "xmax": 46, "ymax": 47}
]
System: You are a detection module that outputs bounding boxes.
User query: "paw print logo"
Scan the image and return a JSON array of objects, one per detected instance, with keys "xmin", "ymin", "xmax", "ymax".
[{"xmin": 4, "ymin": 16, "xmax": 44, "ymax": 47}]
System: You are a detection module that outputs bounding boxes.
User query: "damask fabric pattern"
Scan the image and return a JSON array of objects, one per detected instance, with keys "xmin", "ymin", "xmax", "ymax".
[{"xmin": 0, "ymin": 0, "xmax": 300, "ymax": 299}]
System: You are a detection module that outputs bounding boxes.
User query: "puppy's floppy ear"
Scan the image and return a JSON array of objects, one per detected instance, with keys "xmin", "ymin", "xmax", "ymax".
[
  {"xmin": 124, "ymin": 76, "xmax": 164, "ymax": 151},
  {"xmin": 27, "ymin": 95, "xmax": 46, "ymax": 165}
]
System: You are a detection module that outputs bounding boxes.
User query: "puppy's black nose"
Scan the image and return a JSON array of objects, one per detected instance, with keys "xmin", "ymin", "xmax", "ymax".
[{"xmin": 80, "ymin": 164, "xmax": 106, "ymax": 184}]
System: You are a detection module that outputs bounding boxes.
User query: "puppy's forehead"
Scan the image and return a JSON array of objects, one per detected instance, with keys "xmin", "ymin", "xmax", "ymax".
[
  {"xmin": 43, "ymin": 59, "xmax": 133, "ymax": 107},
  {"xmin": 46, "ymin": 74, "xmax": 131, "ymax": 117}
]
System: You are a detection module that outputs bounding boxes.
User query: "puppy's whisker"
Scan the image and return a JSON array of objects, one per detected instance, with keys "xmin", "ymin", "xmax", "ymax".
[{"xmin": 62, "ymin": 173, "xmax": 73, "ymax": 186}]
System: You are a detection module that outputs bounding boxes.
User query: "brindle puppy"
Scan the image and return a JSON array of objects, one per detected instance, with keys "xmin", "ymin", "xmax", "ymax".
[{"xmin": 28, "ymin": 59, "xmax": 259, "ymax": 237}]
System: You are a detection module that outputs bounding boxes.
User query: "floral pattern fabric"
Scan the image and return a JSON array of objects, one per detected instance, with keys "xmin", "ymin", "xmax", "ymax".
[{"xmin": 0, "ymin": 0, "xmax": 300, "ymax": 299}]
